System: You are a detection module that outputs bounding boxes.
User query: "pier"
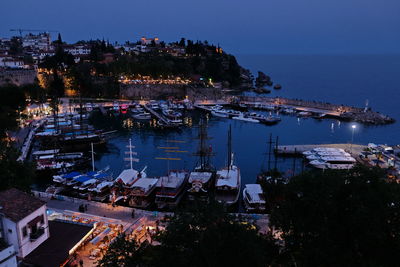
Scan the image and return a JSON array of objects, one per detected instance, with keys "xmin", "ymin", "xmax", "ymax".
[
  {"xmin": 141, "ymin": 104, "xmax": 176, "ymax": 127},
  {"xmin": 17, "ymin": 119, "xmax": 45, "ymax": 161},
  {"xmin": 275, "ymin": 143, "xmax": 367, "ymax": 158},
  {"xmin": 238, "ymin": 96, "xmax": 394, "ymax": 125}
]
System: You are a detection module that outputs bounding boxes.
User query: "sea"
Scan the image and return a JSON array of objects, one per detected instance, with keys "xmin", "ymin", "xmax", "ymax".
[{"xmin": 94, "ymin": 54, "xmax": 400, "ymax": 186}]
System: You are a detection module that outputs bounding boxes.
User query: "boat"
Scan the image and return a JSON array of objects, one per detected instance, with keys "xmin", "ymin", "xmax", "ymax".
[
  {"xmin": 232, "ymin": 113, "xmax": 259, "ymax": 123},
  {"xmin": 211, "ymin": 110, "xmax": 229, "ymax": 118},
  {"xmin": 246, "ymin": 112, "xmax": 281, "ymax": 125},
  {"xmin": 243, "ymin": 184, "xmax": 266, "ymax": 213},
  {"xmin": 132, "ymin": 112, "xmax": 152, "ymax": 120},
  {"xmin": 215, "ymin": 126, "xmax": 241, "ymax": 206},
  {"xmin": 155, "ymin": 170, "xmax": 189, "ymax": 209},
  {"xmin": 187, "ymin": 120, "xmax": 215, "ymax": 201},
  {"xmin": 128, "ymin": 177, "xmax": 159, "ymax": 209},
  {"xmin": 309, "ymin": 156, "xmax": 356, "ymax": 170},
  {"xmin": 37, "ymin": 160, "xmax": 75, "ymax": 171},
  {"xmin": 297, "ymin": 111, "xmax": 313, "ymax": 117},
  {"xmin": 162, "ymin": 109, "xmax": 182, "ymax": 119},
  {"xmin": 302, "ymin": 147, "xmax": 346, "ymax": 156}
]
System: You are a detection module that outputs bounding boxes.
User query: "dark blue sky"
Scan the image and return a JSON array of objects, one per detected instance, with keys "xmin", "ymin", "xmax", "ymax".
[{"xmin": 1, "ymin": 0, "xmax": 399, "ymax": 54}]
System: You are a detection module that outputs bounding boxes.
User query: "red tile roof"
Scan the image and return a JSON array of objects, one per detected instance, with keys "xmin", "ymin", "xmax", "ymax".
[{"xmin": 0, "ymin": 188, "xmax": 46, "ymax": 222}]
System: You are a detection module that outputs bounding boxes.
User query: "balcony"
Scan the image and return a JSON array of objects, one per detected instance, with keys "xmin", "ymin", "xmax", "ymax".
[{"xmin": 30, "ymin": 228, "xmax": 45, "ymax": 241}]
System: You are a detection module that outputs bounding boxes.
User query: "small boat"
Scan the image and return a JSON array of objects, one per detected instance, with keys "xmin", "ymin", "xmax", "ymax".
[
  {"xmin": 232, "ymin": 113, "xmax": 259, "ymax": 123},
  {"xmin": 211, "ymin": 110, "xmax": 229, "ymax": 118},
  {"xmin": 128, "ymin": 177, "xmax": 159, "ymax": 209},
  {"xmin": 155, "ymin": 170, "xmax": 189, "ymax": 209},
  {"xmin": 297, "ymin": 111, "xmax": 313, "ymax": 117},
  {"xmin": 132, "ymin": 112, "xmax": 152, "ymax": 120},
  {"xmin": 162, "ymin": 109, "xmax": 182, "ymax": 119},
  {"xmin": 215, "ymin": 126, "xmax": 241, "ymax": 206},
  {"xmin": 243, "ymin": 184, "xmax": 266, "ymax": 213}
]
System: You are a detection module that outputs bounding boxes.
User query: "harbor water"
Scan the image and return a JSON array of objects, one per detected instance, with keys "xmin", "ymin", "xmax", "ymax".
[{"xmin": 93, "ymin": 54, "xmax": 400, "ymax": 187}]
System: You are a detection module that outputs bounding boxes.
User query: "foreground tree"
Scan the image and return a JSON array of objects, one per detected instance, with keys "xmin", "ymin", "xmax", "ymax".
[
  {"xmin": 99, "ymin": 201, "xmax": 278, "ymax": 267},
  {"xmin": 270, "ymin": 165, "xmax": 400, "ymax": 266}
]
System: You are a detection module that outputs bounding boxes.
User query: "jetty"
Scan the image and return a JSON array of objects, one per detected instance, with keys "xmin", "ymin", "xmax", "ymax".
[
  {"xmin": 141, "ymin": 104, "xmax": 177, "ymax": 127},
  {"xmin": 237, "ymin": 96, "xmax": 395, "ymax": 125}
]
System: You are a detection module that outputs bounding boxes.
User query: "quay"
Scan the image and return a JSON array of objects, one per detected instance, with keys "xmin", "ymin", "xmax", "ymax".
[
  {"xmin": 141, "ymin": 104, "xmax": 169, "ymax": 124},
  {"xmin": 276, "ymin": 143, "xmax": 367, "ymax": 158},
  {"xmin": 238, "ymin": 95, "xmax": 395, "ymax": 125}
]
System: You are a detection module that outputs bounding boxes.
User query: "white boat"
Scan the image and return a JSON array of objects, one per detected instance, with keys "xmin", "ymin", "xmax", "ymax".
[
  {"xmin": 155, "ymin": 170, "xmax": 188, "ymax": 209},
  {"xmin": 243, "ymin": 184, "xmax": 266, "ymax": 213},
  {"xmin": 128, "ymin": 177, "xmax": 159, "ymax": 208},
  {"xmin": 303, "ymin": 147, "xmax": 346, "ymax": 156},
  {"xmin": 132, "ymin": 112, "xmax": 151, "ymax": 120},
  {"xmin": 215, "ymin": 126, "xmax": 241, "ymax": 206},
  {"xmin": 211, "ymin": 110, "xmax": 229, "ymax": 118},
  {"xmin": 232, "ymin": 113, "xmax": 259, "ymax": 123}
]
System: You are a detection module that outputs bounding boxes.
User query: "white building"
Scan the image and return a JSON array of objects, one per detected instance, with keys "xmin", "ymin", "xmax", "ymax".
[
  {"xmin": 64, "ymin": 45, "xmax": 91, "ymax": 56},
  {"xmin": 22, "ymin": 33, "xmax": 51, "ymax": 51},
  {"xmin": 0, "ymin": 188, "xmax": 50, "ymax": 259},
  {"xmin": 0, "ymin": 244, "xmax": 17, "ymax": 267}
]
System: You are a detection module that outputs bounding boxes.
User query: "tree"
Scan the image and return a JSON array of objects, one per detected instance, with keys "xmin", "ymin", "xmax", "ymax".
[
  {"xmin": 270, "ymin": 165, "xmax": 400, "ymax": 266},
  {"xmin": 97, "ymin": 233, "xmax": 145, "ymax": 267},
  {"xmin": 147, "ymin": 201, "xmax": 278, "ymax": 267},
  {"xmin": 0, "ymin": 85, "xmax": 35, "ymax": 191}
]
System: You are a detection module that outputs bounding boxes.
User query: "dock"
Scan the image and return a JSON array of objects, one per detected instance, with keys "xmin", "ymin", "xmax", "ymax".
[
  {"xmin": 275, "ymin": 143, "xmax": 367, "ymax": 158},
  {"xmin": 17, "ymin": 119, "xmax": 45, "ymax": 161},
  {"xmin": 238, "ymin": 96, "xmax": 394, "ymax": 125},
  {"xmin": 141, "ymin": 104, "xmax": 177, "ymax": 127}
]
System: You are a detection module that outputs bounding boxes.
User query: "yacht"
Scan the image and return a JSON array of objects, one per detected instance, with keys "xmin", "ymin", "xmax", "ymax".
[
  {"xmin": 215, "ymin": 126, "xmax": 241, "ymax": 206},
  {"xmin": 309, "ymin": 156, "xmax": 356, "ymax": 170},
  {"xmin": 302, "ymin": 147, "xmax": 346, "ymax": 156},
  {"xmin": 132, "ymin": 112, "xmax": 152, "ymax": 120},
  {"xmin": 155, "ymin": 170, "xmax": 189, "ymax": 209},
  {"xmin": 211, "ymin": 110, "xmax": 229, "ymax": 118},
  {"xmin": 128, "ymin": 177, "xmax": 159, "ymax": 209},
  {"xmin": 232, "ymin": 113, "xmax": 259, "ymax": 123},
  {"xmin": 243, "ymin": 184, "xmax": 266, "ymax": 213}
]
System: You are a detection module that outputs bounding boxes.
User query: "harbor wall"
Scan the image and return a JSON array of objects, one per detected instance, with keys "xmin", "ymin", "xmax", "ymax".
[{"xmin": 120, "ymin": 84, "xmax": 223, "ymax": 100}]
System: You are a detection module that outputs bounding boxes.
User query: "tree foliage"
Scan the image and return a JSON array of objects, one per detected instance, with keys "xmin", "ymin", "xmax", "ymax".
[
  {"xmin": 269, "ymin": 165, "xmax": 400, "ymax": 266},
  {"xmin": 99, "ymin": 201, "xmax": 278, "ymax": 267}
]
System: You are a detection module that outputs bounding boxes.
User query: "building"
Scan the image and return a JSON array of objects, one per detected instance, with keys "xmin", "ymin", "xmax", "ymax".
[
  {"xmin": 0, "ymin": 242, "xmax": 17, "ymax": 267},
  {"xmin": 0, "ymin": 188, "xmax": 50, "ymax": 259},
  {"xmin": 22, "ymin": 33, "xmax": 51, "ymax": 51},
  {"xmin": 140, "ymin": 37, "xmax": 160, "ymax": 46},
  {"xmin": 63, "ymin": 44, "xmax": 91, "ymax": 56}
]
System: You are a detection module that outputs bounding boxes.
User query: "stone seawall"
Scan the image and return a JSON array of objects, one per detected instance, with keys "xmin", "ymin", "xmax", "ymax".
[{"xmin": 120, "ymin": 84, "xmax": 223, "ymax": 100}]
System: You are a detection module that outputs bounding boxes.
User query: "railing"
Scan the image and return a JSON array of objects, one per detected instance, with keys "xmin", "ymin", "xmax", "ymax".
[{"xmin": 30, "ymin": 227, "xmax": 45, "ymax": 241}]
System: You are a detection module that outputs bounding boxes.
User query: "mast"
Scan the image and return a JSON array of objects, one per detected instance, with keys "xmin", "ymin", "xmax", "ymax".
[
  {"xmin": 91, "ymin": 142, "xmax": 95, "ymax": 171},
  {"xmin": 125, "ymin": 138, "xmax": 139, "ymax": 169},
  {"xmin": 193, "ymin": 119, "xmax": 214, "ymax": 170},
  {"xmin": 227, "ymin": 124, "xmax": 232, "ymax": 169}
]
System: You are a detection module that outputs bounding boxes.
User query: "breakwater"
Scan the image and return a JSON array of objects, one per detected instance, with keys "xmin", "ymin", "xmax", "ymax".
[{"xmin": 237, "ymin": 95, "xmax": 395, "ymax": 125}]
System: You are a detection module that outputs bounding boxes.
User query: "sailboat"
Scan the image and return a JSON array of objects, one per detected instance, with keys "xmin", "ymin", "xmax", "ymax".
[
  {"xmin": 111, "ymin": 138, "xmax": 147, "ymax": 205},
  {"xmin": 215, "ymin": 125, "xmax": 241, "ymax": 206},
  {"xmin": 187, "ymin": 120, "xmax": 215, "ymax": 201}
]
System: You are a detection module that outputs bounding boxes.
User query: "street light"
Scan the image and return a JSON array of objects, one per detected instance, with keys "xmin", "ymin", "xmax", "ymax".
[{"xmin": 350, "ymin": 124, "xmax": 356, "ymax": 154}]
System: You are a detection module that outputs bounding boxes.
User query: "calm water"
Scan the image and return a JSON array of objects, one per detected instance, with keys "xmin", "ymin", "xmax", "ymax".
[{"xmin": 95, "ymin": 55, "xmax": 400, "ymax": 186}]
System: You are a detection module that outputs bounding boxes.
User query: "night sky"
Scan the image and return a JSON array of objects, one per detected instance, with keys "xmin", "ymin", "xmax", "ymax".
[{"xmin": 1, "ymin": 0, "xmax": 399, "ymax": 54}]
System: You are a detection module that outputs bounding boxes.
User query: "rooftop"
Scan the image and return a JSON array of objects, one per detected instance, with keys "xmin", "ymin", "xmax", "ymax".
[
  {"xmin": 0, "ymin": 188, "xmax": 46, "ymax": 222},
  {"xmin": 23, "ymin": 220, "xmax": 92, "ymax": 267}
]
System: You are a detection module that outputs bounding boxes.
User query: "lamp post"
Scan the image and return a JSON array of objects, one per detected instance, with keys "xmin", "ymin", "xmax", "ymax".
[{"xmin": 350, "ymin": 124, "xmax": 356, "ymax": 154}]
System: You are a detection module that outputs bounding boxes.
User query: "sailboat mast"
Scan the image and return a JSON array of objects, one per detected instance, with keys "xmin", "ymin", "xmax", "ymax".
[
  {"xmin": 227, "ymin": 125, "xmax": 232, "ymax": 169},
  {"xmin": 91, "ymin": 142, "xmax": 95, "ymax": 172},
  {"xmin": 129, "ymin": 138, "xmax": 133, "ymax": 169}
]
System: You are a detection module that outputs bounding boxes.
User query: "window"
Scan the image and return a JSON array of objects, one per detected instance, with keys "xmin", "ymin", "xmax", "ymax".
[
  {"xmin": 8, "ymin": 229, "xmax": 12, "ymax": 234},
  {"xmin": 22, "ymin": 226, "xmax": 28, "ymax": 237}
]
